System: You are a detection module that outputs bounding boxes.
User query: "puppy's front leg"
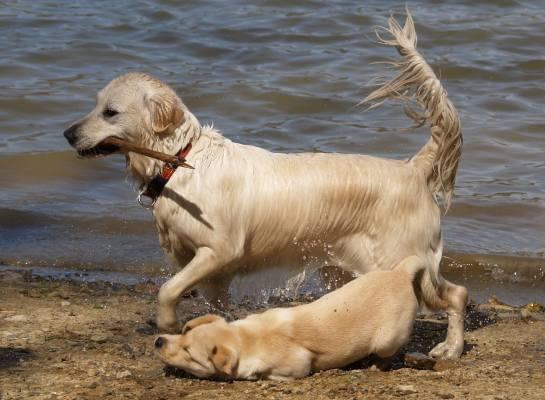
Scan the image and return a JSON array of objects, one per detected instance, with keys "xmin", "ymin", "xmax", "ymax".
[{"xmin": 157, "ymin": 248, "xmax": 230, "ymax": 333}]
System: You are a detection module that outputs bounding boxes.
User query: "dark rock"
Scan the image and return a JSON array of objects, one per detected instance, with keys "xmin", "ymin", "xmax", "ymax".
[{"xmin": 404, "ymin": 352, "xmax": 436, "ymax": 370}]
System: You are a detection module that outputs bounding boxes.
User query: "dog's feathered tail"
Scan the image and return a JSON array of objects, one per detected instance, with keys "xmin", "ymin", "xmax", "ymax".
[{"xmin": 362, "ymin": 10, "xmax": 462, "ymax": 212}]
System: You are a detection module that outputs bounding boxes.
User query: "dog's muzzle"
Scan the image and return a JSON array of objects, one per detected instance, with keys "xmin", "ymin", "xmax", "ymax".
[{"xmin": 63, "ymin": 124, "xmax": 80, "ymax": 146}]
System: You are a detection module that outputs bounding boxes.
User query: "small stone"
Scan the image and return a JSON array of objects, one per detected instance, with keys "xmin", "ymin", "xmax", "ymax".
[
  {"xmin": 434, "ymin": 359, "xmax": 456, "ymax": 372},
  {"xmin": 116, "ymin": 370, "xmax": 132, "ymax": 379},
  {"xmin": 85, "ymin": 381, "xmax": 99, "ymax": 389},
  {"xmin": 121, "ymin": 343, "xmax": 134, "ymax": 355},
  {"xmin": 87, "ymin": 368, "xmax": 99, "ymax": 377},
  {"xmin": 48, "ymin": 290, "xmax": 70, "ymax": 300},
  {"xmin": 396, "ymin": 385, "xmax": 417, "ymax": 395},
  {"xmin": 61, "ymin": 301, "xmax": 71, "ymax": 307},
  {"xmin": 90, "ymin": 334, "xmax": 108, "ymax": 344},
  {"xmin": 523, "ymin": 302, "xmax": 544, "ymax": 313},
  {"xmin": 5, "ymin": 314, "xmax": 28, "ymax": 322},
  {"xmin": 404, "ymin": 352, "xmax": 437, "ymax": 370},
  {"xmin": 437, "ymin": 393, "xmax": 454, "ymax": 399},
  {"xmin": 135, "ymin": 325, "xmax": 157, "ymax": 335}
]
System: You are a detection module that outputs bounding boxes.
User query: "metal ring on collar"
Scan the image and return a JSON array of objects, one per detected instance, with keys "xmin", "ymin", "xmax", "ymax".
[{"xmin": 137, "ymin": 190, "xmax": 156, "ymax": 209}]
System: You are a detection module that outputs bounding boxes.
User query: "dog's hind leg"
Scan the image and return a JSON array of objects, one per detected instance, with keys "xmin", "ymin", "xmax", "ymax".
[
  {"xmin": 157, "ymin": 247, "xmax": 234, "ymax": 333},
  {"xmin": 429, "ymin": 278, "xmax": 468, "ymax": 360}
]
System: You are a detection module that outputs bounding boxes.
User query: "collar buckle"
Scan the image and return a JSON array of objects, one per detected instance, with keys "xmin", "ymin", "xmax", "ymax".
[{"xmin": 138, "ymin": 188, "xmax": 156, "ymax": 209}]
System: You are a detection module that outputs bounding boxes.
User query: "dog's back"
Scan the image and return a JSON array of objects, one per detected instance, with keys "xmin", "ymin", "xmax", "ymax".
[{"xmin": 208, "ymin": 147, "xmax": 440, "ymax": 269}]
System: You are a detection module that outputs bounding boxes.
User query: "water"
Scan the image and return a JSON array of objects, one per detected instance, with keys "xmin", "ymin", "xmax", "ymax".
[{"xmin": 1, "ymin": 1, "xmax": 544, "ymax": 302}]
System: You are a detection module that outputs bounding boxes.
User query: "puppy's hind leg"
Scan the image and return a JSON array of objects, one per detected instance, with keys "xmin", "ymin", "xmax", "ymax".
[
  {"xmin": 429, "ymin": 279, "xmax": 468, "ymax": 360},
  {"xmin": 157, "ymin": 247, "xmax": 233, "ymax": 333}
]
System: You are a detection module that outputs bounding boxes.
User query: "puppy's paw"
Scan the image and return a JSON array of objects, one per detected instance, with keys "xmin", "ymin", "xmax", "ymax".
[{"xmin": 429, "ymin": 340, "xmax": 463, "ymax": 360}]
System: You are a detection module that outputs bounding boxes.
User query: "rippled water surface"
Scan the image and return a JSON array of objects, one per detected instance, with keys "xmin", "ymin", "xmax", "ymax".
[{"xmin": 1, "ymin": 1, "xmax": 544, "ymax": 299}]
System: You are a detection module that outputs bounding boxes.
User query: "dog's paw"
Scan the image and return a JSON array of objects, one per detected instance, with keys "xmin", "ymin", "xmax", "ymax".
[
  {"xmin": 156, "ymin": 316, "xmax": 182, "ymax": 333},
  {"xmin": 429, "ymin": 340, "xmax": 463, "ymax": 360}
]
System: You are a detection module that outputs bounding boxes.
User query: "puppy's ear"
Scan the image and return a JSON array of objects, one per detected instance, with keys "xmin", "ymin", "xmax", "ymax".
[
  {"xmin": 210, "ymin": 344, "xmax": 238, "ymax": 377},
  {"xmin": 182, "ymin": 314, "xmax": 225, "ymax": 335},
  {"xmin": 147, "ymin": 92, "xmax": 184, "ymax": 135}
]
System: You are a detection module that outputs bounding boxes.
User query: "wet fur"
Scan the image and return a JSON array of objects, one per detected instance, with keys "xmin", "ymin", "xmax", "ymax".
[
  {"xmin": 64, "ymin": 11, "xmax": 467, "ymax": 359},
  {"xmin": 155, "ymin": 256, "xmax": 426, "ymax": 380}
]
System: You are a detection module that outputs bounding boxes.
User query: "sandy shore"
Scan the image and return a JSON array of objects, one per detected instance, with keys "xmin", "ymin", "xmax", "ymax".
[{"xmin": 1, "ymin": 268, "xmax": 544, "ymax": 400}]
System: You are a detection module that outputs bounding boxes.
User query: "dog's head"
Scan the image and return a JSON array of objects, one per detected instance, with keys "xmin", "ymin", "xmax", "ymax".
[
  {"xmin": 154, "ymin": 314, "xmax": 239, "ymax": 379},
  {"xmin": 63, "ymin": 72, "xmax": 185, "ymax": 158}
]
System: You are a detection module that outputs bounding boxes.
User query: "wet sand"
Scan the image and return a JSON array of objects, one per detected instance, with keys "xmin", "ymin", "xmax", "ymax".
[{"xmin": 1, "ymin": 268, "xmax": 544, "ymax": 400}]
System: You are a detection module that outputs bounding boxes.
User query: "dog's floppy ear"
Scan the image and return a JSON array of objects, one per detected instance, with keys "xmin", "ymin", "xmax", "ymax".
[
  {"xmin": 147, "ymin": 91, "xmax": 184, "ymax": 135},
  {"xmin": 182, "ymin": 314, "xmax": 225, "ymax": 334},
  {"xmin": 210, "ymin": 344, "xmax": 238, "ymax": 377}
]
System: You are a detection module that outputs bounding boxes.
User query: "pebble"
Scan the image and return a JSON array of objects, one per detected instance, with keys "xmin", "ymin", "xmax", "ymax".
[
  {"xmin": 85, "ymin": 381, "xmax": 99, "ymax": 389},
  {"xmin": 48, "ymin": 290, "xmax": 70, "ymax": 300},
  {"xmin": 5, "ymin": 314, "xmax": 28, "ymax": 322},
  {"xmin": 434, "ymin": 359, "xmax": 456, "ymax": 372},
  {"xmin": 121, "ymin": 343, "xmax": 135, "ymax": 355},
  {"xmin": 61, "ymin": 301, "xmax": 71, "ymax": 307},
  {"xmin": 135, "ymin": 325, "xmax": 157, "ymax": 335},
  {"xmin": 396, "ymin": 385, "xmax": 417, "ymax": 395},
  {"xmin": 116, "ymin": 370, "xmax": 132, "ymax": 379},
  {"xmin": 90, "ymin": 334, "xmax": 108, "ymax": 343},
  {"xmin": 404, "ymin": 352, "xmax": 437, "ymax": 370}
]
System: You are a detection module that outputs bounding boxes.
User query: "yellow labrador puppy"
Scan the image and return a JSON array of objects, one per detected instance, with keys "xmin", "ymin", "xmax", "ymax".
[
  {"xmin": 64, "ymin": 11, "xmax": 467, "ymax": 359},
  {"xmin": 155, "ymin": 256, "xmax": 437, "ymax": 380}
]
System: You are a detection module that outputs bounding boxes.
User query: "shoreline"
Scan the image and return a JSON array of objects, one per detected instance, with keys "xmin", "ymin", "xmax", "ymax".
[
  {"xmin": 1, "ymin": 269, "xmax": 544, "ymax": 400},
  {"xmin": 2, "ymin": 250, "xmax": 545, "ymax": 306}
]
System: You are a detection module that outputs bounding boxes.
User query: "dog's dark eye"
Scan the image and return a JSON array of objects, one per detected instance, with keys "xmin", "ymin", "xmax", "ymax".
[{"xmin": 103, "ymin": 107, "xmax": 118, "ymax": 118}]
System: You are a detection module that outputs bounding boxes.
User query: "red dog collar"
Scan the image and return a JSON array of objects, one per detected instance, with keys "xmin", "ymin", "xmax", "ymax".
[{"xmin": 138, "ymin": 142, "xmax": 192, "ymax": 208}]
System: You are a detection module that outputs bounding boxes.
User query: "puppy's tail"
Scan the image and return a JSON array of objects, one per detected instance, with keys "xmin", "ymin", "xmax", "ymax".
[
  {"xmin": 362, "ymin": 9, "xmax": 462, "ymax": 213},
  {"xmin": 397, "ymin": 256, "xmax": 448, "ymax": 311}
]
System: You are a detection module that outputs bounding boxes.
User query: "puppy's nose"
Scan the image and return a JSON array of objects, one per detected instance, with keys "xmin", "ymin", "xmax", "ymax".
[
  {"xmin": 155, "ymin": 336, "xmax": 165, "ymax": 349},
  {"xmin": 63, "ymin": 124, "xmax": 80, "ymax": 145}
]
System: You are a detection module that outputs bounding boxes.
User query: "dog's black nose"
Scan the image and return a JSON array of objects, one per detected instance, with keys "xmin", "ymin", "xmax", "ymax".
[
  {"xmin": 63, "ymin": 124, "xmax": 79, "ymax": 145},
  {"xmin": 155, "ymin": 337, "xmax": 165, "ymax": 349}
]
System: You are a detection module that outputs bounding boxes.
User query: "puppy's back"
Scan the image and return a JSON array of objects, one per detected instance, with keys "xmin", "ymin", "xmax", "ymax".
[{"xmin": 290, "ymin": 266, "xmax": 419, "ymax": 370}]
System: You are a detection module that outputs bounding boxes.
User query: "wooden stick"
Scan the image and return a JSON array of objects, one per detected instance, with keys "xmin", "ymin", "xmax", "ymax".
[{"xmin": 101, "ymin": 137, "xmax": 194, "ymax": 169}]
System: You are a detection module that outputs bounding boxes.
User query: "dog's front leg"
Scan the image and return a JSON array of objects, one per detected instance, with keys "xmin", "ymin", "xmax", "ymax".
[{"xmin": 157, "ymin": 247, "xmax": 229, "ymax": 333}]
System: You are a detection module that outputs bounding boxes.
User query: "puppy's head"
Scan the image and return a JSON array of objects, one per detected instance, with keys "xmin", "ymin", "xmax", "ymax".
[
  {"xmin": 63, "ymin": 72, "xmax": 184, "ymax": 157},
  {"xmin": 154, "ymin": 314, "xmax": 239, "ymax": 379}
]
